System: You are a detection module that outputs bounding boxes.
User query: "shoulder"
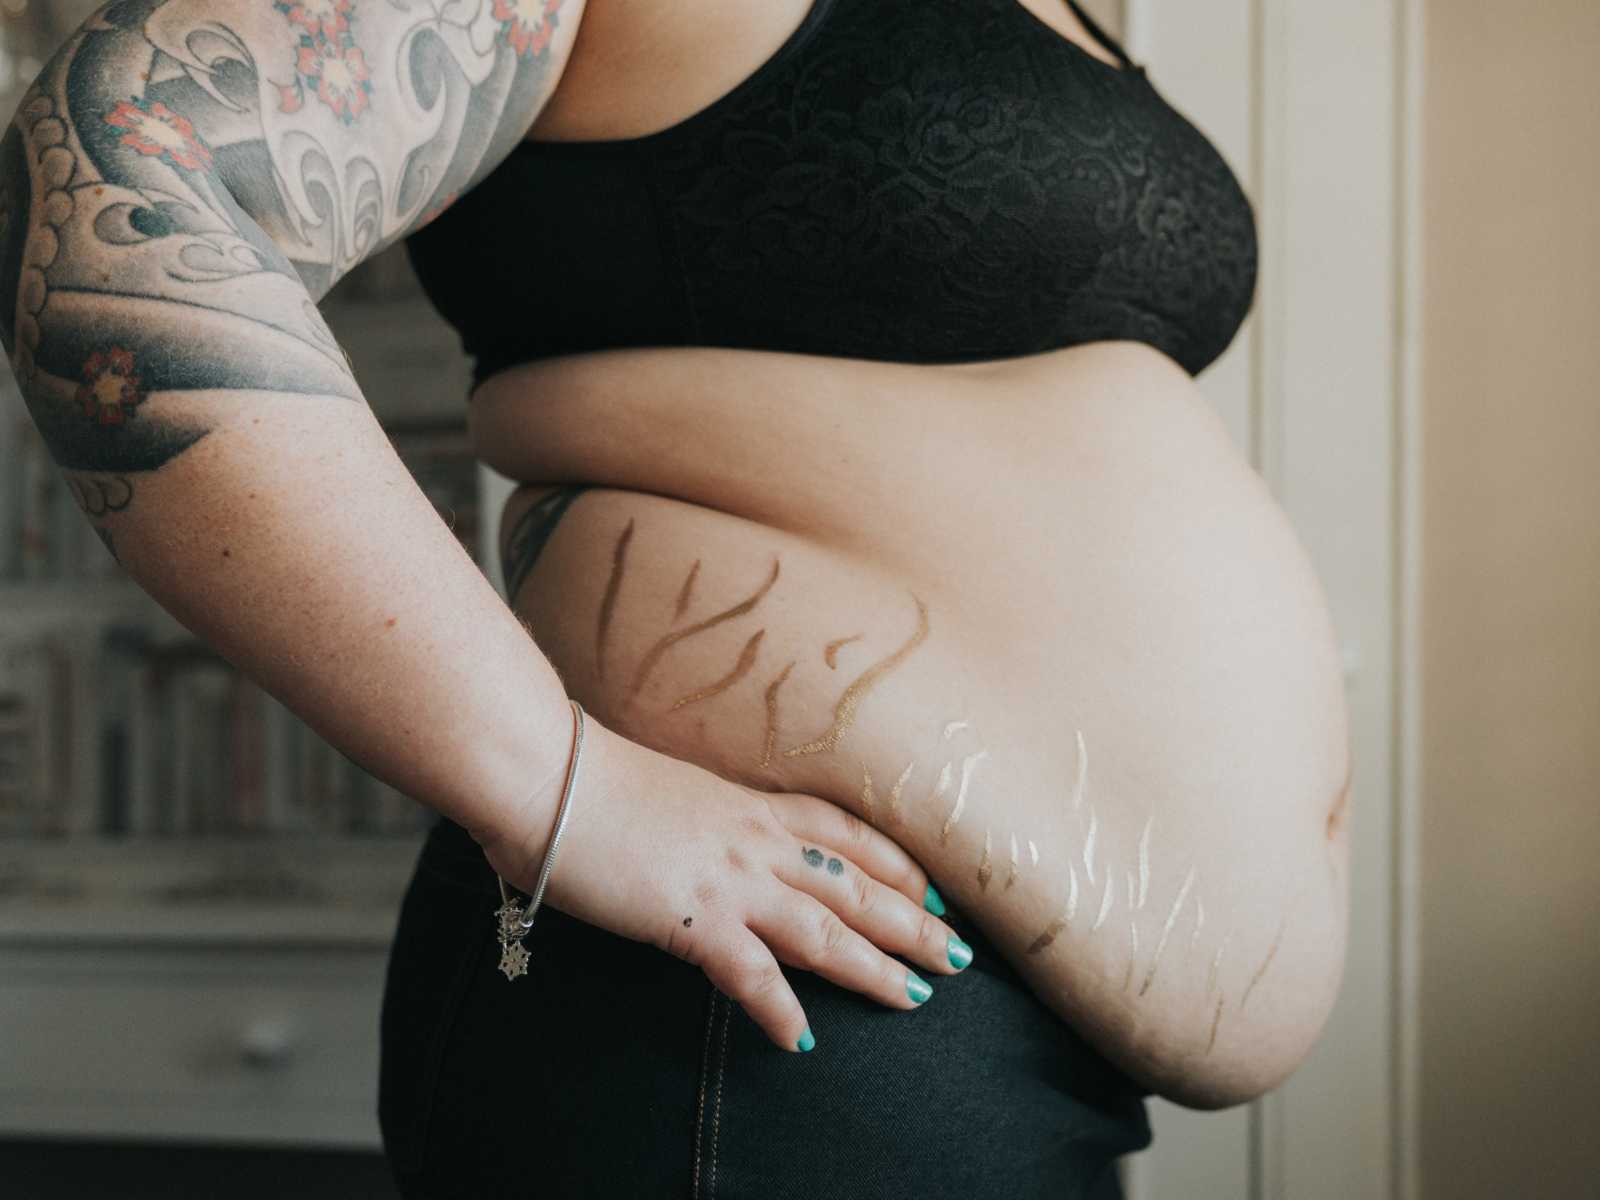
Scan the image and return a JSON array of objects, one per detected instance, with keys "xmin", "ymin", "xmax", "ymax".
[
  {"xmin": 0, "ymin": 0, "xmax": 591, "ymax": 446},
  {"xmin": 526, "ymin": 0, "xmax": 818, "ymax": 142},
  {"xmin": 14, "ymin": 0, "xmax": 591, "ymax": 292}
]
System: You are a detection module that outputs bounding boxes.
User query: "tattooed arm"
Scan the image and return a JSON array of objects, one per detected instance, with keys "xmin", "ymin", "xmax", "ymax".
[
  {"xmin": 0, "ymin": 0, "xmax": 591, "ymax": 829},
  {"xmin": 0, "ymin": 2, "xmax": 975, "ymax": 1052}
]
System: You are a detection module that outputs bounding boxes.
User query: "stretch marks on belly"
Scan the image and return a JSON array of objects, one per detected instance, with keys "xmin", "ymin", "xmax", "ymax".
[
  {"xmin": 670, "ymin": 629, "xmax": 766, "ymax": 710},
  {"xmin": 629, "ymin": 556, "xmax": 782, "ymax": 700},
  {"xmin": 885, "ymin": 761, "xmax": 914, "ymax": 824},
  {"xmin": 929, "ymin": 763, "xmax": 955, "ymax": 839},
  {"xmin": 1093, "ymin": 872, "xmax": 1115, "ymax": 931},
  {"xmin": 674, "ymin": 559, "xmax": 701, "ymax": 622},
  {"xmin": 823, "ymin": 634, "xmax": 861, "ymax": 668},
  {"xmin": 1207, "ymin": 938, "xmax": 1229, "ymax": 998},
  {"xmin": 507, "ymin": 505, "xmax": 1284, "ymax": 1057},
  {"xmin": 1140, "ymin": 863, "xmax": 1198, "ymax": 997},
  {"xmin": 597, "ymin": 518, "xmax": 634, "ymax": 683},
  {"xmin": 946, "ymin": 750, "xmax": 989, "ymax": 846},
  {"xmin": 1240, "ymin": 916, "xmax": 1285, "ymax": 1011},
  {"xmin": 1008, "ymin": 726, "xmax": 1299, "ymax": 1056},
  {"xmin": 1070, "ymin": 729, "xmax": 1089, "ymax": 811},
  {"xmin": 782, "ymin": 595, "xmax": 931, "ymax": 757},
  {"xmin": 759, "ymin": 660, "xmax": 797, "ymax": 769}
]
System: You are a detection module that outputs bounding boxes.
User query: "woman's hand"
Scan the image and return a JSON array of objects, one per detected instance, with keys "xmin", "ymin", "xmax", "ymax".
[{"xmin": 478, "ymin": 713, "xmax": 971, "ymax": 1051}]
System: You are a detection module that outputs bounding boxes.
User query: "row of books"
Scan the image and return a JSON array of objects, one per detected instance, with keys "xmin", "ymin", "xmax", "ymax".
[
  {"xmin": 0, "ymin": 624, "xmax": 434, "ymax": 839},
  {"xmin": 0, "ymin": 407, "xmax": 126, "ymax": 584}
]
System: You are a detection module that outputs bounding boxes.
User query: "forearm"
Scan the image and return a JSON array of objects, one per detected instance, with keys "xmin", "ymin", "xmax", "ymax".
[{"xmin": 104, "ymin": 388, "xmax": 572, "ymax": 838}]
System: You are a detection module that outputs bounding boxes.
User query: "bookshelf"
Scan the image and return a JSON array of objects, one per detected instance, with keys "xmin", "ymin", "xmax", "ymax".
[{"xmin": 0, "ymin": 237, "xmax": 489, "ymax": 1146}]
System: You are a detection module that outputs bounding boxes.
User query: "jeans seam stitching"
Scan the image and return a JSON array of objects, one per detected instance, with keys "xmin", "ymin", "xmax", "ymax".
[
  {"xmin": 709, "ymin": 992, "xmax": 731, "ymax": 1197},
  {"xmin": 691, "ymin": 985, "xmax": 718, "ymax": 1199}
]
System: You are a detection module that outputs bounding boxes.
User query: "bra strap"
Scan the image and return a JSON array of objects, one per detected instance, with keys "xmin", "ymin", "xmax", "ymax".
[{"xmin": 1061, "ymin": 0, "xmax": 1136, "ymax": 69}]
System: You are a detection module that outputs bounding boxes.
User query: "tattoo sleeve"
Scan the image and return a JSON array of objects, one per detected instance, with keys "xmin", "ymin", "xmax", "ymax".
[{"xmin": 0, "ymin": 0, "xmax": 575, "ymax": 504}]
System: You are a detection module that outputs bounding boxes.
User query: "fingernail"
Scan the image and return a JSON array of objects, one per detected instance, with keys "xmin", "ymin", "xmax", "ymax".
[
  {"xmin": 947, "ymin": 934, "xmax": 973, "ymax": 971},
  {"xmin": 796, "ymin": 1028, "xmax": 816, "ymax": 1052},
  {"xmin": 924, "ymin": 883, "xmax": 947, "ymax": 916},
  {"xmin": 906, "ymin": 971, "xmax": 933, "ymax": 1005}
]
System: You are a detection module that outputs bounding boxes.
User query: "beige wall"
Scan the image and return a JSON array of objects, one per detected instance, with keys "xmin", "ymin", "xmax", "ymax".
[{"xmin": 1421, "ymin": 2, "xmax": 1600, "ymax": 1195}]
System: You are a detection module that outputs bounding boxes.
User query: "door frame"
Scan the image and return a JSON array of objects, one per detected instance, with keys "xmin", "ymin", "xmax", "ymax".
[{"xmin": 1116, "ymin": 0, "xmax": 1423, "ymax": 1196}]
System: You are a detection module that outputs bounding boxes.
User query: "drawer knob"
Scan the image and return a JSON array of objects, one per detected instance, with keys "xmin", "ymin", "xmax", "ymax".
[{"xmin": 238, "ymin": 1018, "xmax": 296, "ymax": 1069}]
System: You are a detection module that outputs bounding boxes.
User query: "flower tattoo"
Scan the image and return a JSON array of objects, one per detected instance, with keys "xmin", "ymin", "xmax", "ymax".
[
  {"xmin": 274, "ymin": 0, "xmax": 373, "ymax": 123},
  {"xmin": 295, "ymin": 37, "xmax": 373, "ymax": 122},
  {"xmin": 77, "ymin": 348, "xmax": 146, "ymax": 425},
  {"xmin": 492, "ymin": 0, "xmax": 564, "ymax": 61},
  {"xmin": 279, "ymin": 0, "xmax": 353, "ymax": 41},
  {"xmin": 104, "ymin": 99, "xmax": 214, "ymax": 172}
]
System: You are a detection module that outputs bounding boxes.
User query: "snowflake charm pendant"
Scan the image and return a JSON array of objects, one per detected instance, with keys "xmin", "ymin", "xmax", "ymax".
[
  {"xmin": 493, "ymin": 899, "xmax": 531, "ymax": 981},
  {"xmin": 497, "ymin": 938, "xmax": 531, "ymax": 981}
]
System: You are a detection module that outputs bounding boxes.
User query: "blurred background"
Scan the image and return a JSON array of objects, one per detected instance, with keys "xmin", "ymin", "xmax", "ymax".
[{"xmin": 0, "ymin": 1, "xmax": 1595, "ymax": 1197}]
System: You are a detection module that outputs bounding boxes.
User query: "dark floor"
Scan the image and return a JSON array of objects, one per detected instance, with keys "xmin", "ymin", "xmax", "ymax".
[{"xmin": 0, "ymin": 1139, "xmax": 399, "ymax": 1200}]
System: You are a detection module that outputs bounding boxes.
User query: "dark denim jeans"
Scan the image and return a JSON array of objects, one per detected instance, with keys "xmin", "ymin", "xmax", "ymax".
[{"xmin": 378, "ymin": 814, "xmax": 1150, "ymax": 1198}]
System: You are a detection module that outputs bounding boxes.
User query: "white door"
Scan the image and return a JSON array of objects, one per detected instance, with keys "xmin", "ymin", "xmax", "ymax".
[{"xmin": 1114, "ymin": 1, "xmax": 1411, "ymax": 1197}]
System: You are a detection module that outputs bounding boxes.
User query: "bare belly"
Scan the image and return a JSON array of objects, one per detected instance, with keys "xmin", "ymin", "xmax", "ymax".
[{"xmin": 469, "ymin": 341, "xmax": 1350, "ymax": 1105}]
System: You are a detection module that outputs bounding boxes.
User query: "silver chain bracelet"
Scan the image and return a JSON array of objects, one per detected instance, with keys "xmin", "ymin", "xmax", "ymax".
[{"xmin": 492, "ymin": 698, "xmax": 586, "ymax": 981}]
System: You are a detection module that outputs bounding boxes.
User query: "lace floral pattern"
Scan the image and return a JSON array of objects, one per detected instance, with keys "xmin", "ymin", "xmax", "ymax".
[{"xmin": 653, "ymin": 0, "xmax": 1258, "ymax": 373}]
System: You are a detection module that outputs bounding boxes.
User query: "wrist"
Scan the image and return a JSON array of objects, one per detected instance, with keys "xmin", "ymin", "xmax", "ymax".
[
  {"xmin": 496, "ymin": 711, "xmax": 688, "ymax": 891},
  {"xmin": 455, "ymin": 681, "xmax": 577, "ymax": 863}
]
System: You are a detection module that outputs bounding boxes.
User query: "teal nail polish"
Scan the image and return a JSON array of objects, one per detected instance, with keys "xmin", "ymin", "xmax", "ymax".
[
  {"xmin": 796, "ymin": 1028, "xmax": 816, "ymax": 1052},
  {"xmin": 947, "ymin": 934, "xmax": 974, "ymax": 971},
  {"xmin": 924, "ymin": 883, "xmax": 947, "ymax": 916},
  {"xmin": 906, "ymin": 971, "xmax": 933, "ymax": 1005}
]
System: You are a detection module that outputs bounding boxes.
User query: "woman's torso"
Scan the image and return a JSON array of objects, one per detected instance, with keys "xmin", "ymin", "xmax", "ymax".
[{"xmin": 396, "ymin": 0, "xmax": 1348, "ymax": 1175}]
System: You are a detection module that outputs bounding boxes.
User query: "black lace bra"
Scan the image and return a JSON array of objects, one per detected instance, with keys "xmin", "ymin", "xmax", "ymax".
[{"xmin": 405, "ymin": 0, "xmax": 1259, "ymax": 387}]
